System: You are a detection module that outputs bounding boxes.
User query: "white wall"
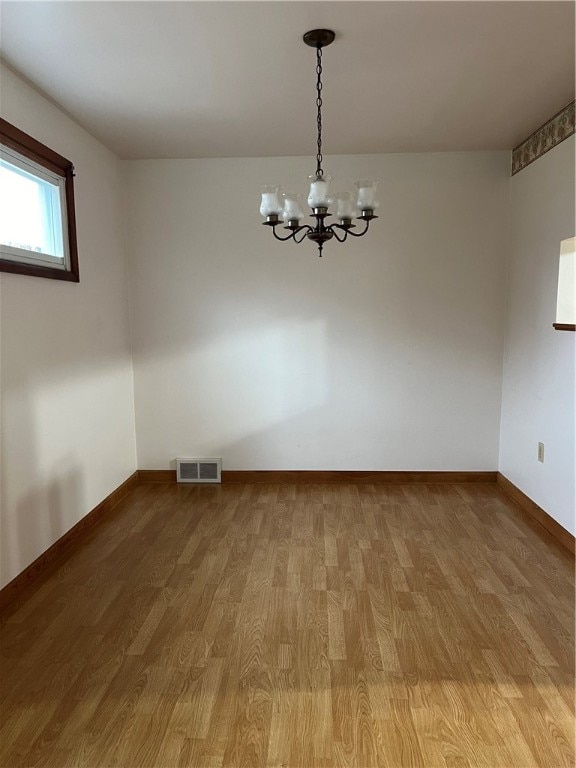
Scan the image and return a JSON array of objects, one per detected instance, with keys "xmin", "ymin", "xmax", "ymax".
[
  {"xmin": 0, "ymin": 66, "xmax": 137, "ymax": 587},
  {"xmin": 500, "ymin": 136, "xmax": 575, "ymax": 535},
  {"xmin": 125, "ymin": 151, "xmax": 510, "ymax": 471}
]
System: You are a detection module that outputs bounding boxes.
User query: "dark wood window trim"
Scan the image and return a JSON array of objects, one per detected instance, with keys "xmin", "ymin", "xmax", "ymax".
[
  {"xmin": 0, "ymin": 118, "xmax": 79, "ymax": 282},
  {"xmin": 553, "ymin": 323, "xmax": 576, "ymax": 331}
]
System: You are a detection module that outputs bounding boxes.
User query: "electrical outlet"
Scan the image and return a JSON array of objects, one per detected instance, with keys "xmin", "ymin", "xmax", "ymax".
[{"xmin": 538, "ymin": 442, "xmax": 545, "ymax": 463}]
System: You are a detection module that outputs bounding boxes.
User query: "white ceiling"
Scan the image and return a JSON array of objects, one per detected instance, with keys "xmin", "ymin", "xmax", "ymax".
[{"xmin": 1, "ymin": 1, "xmax": 574, "ymax": 159}]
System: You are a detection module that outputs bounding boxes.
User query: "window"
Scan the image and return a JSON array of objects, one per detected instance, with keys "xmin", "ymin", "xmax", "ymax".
[
  {"xmin": 554, "ymin": 237, "xmax": 575, "ymax": 331},
  {"xmin": 0, "ymin": 118, "xmax": 78, "ymax": 281}
]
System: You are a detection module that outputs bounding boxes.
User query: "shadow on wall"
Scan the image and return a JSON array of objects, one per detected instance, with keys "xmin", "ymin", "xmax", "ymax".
[
  {"xmin": 130, "ymin": 232, "xmax": 504, "ymax": 463},
  {"xmin": 1, "ymin": 259, "xmax": 137, "ymax": 588},
  {"xmin": 5, "ymin": 465, "xmax": 84, "ymax": 588},
  {"xmin": 137, "ymin": 304, "xmax": 498, "ymax": 471},
  {"xmin": 129, "ymin": 237, "xmax": 501, "ymax": 372},
  {"xmin": 162, "ymin": 380, "xmax": 482, "ymax": 472},
  {"xmin": 1, "ymin": 376, "xmax": 86, "ymax": 588}
]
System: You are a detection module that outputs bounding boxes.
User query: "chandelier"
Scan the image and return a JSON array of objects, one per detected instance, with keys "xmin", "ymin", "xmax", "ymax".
[{"xmin": 259, "ymin": 29, "xmax": 379, "ymax": 257}]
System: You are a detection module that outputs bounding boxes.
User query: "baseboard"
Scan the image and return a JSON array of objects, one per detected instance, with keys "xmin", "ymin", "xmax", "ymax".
[
  {"xmin": 496, "ymin": 472, "xmax": 575, "ymax": 555},
  {"xmin": 0, "ymin": 471, "xmax": 139, "ymax": 614},
  {"xmin": 224, "ymin": 470, "xmax": 498, "ymax": 483},
  {"xmin": 138, "ymin": 469, "xmax": 497, "ymax": 484},
  {"xmin": 138, "ymin": 469, "xmax": 177, "ymax": 483}
]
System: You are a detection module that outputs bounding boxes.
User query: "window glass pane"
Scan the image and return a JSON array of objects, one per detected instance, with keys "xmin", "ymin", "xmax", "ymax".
[
  {"xmin": 0, "ymin": 158, "xmax": 64, "ymax": 260},
  {"xmin": 0, "ymin": 119, "xmax": 78, "ymax": 281}
]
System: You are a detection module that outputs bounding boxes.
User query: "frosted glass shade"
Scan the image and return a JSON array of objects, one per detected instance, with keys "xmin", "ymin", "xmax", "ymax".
[
  {"xmin": 335, "ymin": 193, "xmax": 358, "ymax": 221},
  {"xmin": 260, "ymin": 185, "xmax": 283, "ymax": 217},
  {"xmin": 282, "ymin": 194, "xmax": 305, "ymax": 223},
  {"xmin": 307, "ymin": 175, "xmax": 332, "ymax": 208},
  {"xmin": 355, "ymin": 180, "xmax": 379, "ymax": 211}
]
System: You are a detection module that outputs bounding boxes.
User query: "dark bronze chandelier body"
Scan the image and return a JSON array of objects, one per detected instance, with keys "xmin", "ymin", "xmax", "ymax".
[{"xmin": 260, "ymin": 30, "xmax": 379, "ymax": 257}]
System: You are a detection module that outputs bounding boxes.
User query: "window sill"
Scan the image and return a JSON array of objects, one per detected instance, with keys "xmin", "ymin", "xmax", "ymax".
[
  {"xmin": 553, "ymin": 323, "xmax": 576, "ymax": 331},
  {"xmin": 0, "ymin": 257, "xmax": 79, "ymax": 281}
]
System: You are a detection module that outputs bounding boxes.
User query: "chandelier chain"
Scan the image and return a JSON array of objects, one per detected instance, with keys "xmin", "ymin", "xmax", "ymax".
[{"xmin": 316, "ymin": 45, "xmax": 323, "ymax": 177}]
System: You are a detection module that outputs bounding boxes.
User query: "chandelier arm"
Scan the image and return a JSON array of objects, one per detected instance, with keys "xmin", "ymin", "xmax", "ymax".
[
  {"xmin": 328, "ymin": 226, "xmax": 348, "ymax": 243},
  {"xmin": 293, "ymin": 226, "xmax": 314, "ymax": 244},
  {"xmin": 340, "ymin": 220, "xmax": 371, "ymax": 238},
  {"xmin": 271, "ymin": 224, "xmax": 313, "ymax": 242},
  {"xmin": 271, "ymin": 226, "xmax": 299, "ymax": 242}
]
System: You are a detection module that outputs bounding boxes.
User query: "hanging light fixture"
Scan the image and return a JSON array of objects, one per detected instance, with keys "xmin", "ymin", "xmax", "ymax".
[{"xmin": 259, "ymin": 29, "xmax": 379, "ymax": 257}]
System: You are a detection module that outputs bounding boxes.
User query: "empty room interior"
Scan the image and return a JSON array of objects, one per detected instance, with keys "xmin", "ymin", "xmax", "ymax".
[{"xmin": 0, "ymin": 1, "xmax": 575, "ymax": 766}]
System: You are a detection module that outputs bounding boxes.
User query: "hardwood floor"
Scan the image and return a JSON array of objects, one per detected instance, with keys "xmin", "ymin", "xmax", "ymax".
[{"xmin": 1, "ymin": 482, "xmax": 574, "ymax": 767}]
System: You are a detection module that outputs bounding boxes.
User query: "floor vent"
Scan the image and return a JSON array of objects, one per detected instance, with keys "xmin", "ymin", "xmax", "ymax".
[{"xmin": 176, "ymin": 458, "xmax": 222, "ymax": 483}]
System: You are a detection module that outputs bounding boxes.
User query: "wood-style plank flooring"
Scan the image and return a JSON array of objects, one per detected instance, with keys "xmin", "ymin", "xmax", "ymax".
[{"xmin": 1, "ymin": 482, "xmax": 574, "ymax": 767}]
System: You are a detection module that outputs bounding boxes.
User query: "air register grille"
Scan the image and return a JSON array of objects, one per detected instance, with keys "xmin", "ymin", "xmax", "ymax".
[{"xmin": 176, "ymin": 458, "xmax": 222, "ymax": 484}]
